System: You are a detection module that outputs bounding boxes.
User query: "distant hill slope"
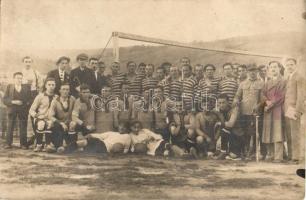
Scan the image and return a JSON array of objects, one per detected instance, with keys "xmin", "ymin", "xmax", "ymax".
[{"xmin": 1, "ymin": 31, "xmax": 305, "ymax": 75}]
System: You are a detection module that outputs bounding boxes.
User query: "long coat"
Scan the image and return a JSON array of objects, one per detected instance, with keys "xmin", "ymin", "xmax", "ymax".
[{"xmin": 262, "ymin": 77, "xmax": 286, "ymax": 143}]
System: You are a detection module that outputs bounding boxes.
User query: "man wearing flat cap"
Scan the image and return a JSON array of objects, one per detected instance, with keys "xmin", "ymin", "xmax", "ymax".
[
  {"xmin": 233, "ymin": 63, "xmax": 265, "ymax": 160},
  {"xmin": 69, "ymin": 53, "xmax": 95, "ymax": 97},
  {"xmin": 47, "ymin": 56, "xmax": 70, "ymax": 94}
]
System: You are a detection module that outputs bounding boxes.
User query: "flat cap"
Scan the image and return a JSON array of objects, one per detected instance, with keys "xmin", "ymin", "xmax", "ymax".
[
  {"xmin": 247, "ymin": 64, "xmax": 258, "ymax": 71},
  {"xmin": 76, "ymin": 53, "xmax": 89, "ymax": 60}
]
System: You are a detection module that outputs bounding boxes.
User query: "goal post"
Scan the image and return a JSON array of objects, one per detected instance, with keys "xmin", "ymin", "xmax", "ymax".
[{"xmin": 111, "ymin": 31, "xmax": 285, "ymax": 62}]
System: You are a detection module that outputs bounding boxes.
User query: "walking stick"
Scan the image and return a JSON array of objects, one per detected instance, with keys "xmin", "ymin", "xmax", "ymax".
[{"xmin": 255, "ymin": 115, "xmax": 260, "ymax": 162}]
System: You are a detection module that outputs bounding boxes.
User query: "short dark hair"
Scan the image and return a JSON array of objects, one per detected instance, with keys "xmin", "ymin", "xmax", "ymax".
[
  {"xmin": 56, "ymin": 56, "xmax": 70, "ymax": 65},
  {"xmin": 258, "ymin": 65, "xmax": 266, "ymax": 70},
  {"xmin": 13, "ymin": 72, "xmax": 23, "ymax": 77},
  {"xmin": 182, "ymin": 64, "xmax": 192, "ymax": 71},
  {"xmin": 127, "ymin": 61, "xmax": 136, "ymax": 67},
  {"xmin": 238, "ymin": 64, "xmax": 247, "ymax": 69},
  {"xmin": 223, "ymin": 63, "xmax": 233, "ymax": 69},
  {"xmin": 156, "ymin": 66, "xmax": 165, "ymax": 73},
  {"xmin": 180, "ymin": 57, "xmax": 190, "ymax": 63},
  {"xmin": 161, "ymin": 62, "xmax": 172, "ymax": 68},
  {"xmin": 204, "ymin": 64, "xmax": 216, "ymax": 71},
  {"xmin": 217, "ymin": 94, "xmax": 229, "ymax": 101},
  {"xmin": 22, "ymin": 56, "xmax": 32, "ymax": 62},
  {"xmin": 285, "ymin": 58, "xmax": 297, "ymax": 64},
  {"xmin": 138, "ymin": 62, "xmax": 146, "ymax": 68},
  {"xmin": 112, "ymin": 62, "xmax": 120, "ymax": 66},
  {"xmin": 130, "ymin": 120, "xmax": 143, "ymax": 129},
  {"xmin": 89, "ymin": 57, "xmax": 98, "ymax": 63},
  {"xmin": 60, "ymin": 82, "xmax": 70, "ymax": 89},
  {"xmin": 80, "ymin": 84, "xmax": 90, "ymax": 91},
  {"xmin": 146, "ymin": 64, "xmax": 155, "ymax": 71},
  {"xmin": 45, "ymin": 77, "xmax": 56, "ymax": 84},
  {"xmin": 98, "ymin": 60, "xmax": 105, "ymax": 65}
]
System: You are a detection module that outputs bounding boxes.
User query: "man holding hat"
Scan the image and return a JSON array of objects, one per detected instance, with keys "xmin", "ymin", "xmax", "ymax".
[
  {"xmin": 233, "ymin": 63, "xmax": 264, "ymax": 159},
  {"xmin": 69, "ymin": 53, "xmax": 95, "ymax": 97}
]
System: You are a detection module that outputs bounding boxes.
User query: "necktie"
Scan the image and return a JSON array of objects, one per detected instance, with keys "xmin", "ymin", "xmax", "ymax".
[{"xmin": 60, "ymin": 71, "xmax": 64, "ymax": 81}]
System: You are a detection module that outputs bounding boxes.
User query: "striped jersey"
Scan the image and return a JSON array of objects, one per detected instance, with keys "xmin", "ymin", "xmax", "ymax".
[
  {"xmin": 158, "ymin": 76, "xmax": 170, "ymax": 98},
  {"xmin": 182, "ymin": 76, "xmax": 197, "ymax": 110},
  {"xmin": 197, "ymin": 77, "xmax": 220, "ymax": 103},
  {"xmin": 109, "ymin": 73, "xmax": 127, "ymax": 97},
  {"xmin": 219, "ymin": 77, "xmax": 239, "ymax": 105},
  {"xmin": 163, "ymin": 78, "xmax": 183, "ymax": 101},
  {"xmin": 142, "ymin": 76, "xmax": 159, "ymax": 93},
  {"xmin": 128, "ymin": 73, "xmax": 145, "ymax": 96}
]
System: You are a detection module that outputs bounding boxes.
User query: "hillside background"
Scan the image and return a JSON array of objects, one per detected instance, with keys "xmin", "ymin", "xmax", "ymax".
[{"xmin": 1, "ymin": 31, "xmax": 305, "ymax": 76}]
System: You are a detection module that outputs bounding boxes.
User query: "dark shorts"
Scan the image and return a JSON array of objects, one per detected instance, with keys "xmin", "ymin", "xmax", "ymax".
[{"xmin": 84, "ymin": 138, "xmax": 107, "ymax": 154}]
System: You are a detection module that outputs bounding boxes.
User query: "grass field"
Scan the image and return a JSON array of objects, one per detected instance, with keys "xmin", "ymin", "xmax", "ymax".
[{"xmin": 0, "ymin": 140, "xmax": 304, "ymax": 200}]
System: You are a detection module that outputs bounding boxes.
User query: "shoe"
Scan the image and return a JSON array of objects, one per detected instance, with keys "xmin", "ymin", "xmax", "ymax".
[
  {"xmin": 20, "ymin": 145, "xmax": 28, "ymax": 150},
  {"xmin": 214, "ymin": 151, "xmax": 227, "ymax": 160},
  {"xmin": 225, "ymin": 152, "xmax": 242, "ymax": 161},
  {"xmin": 34, "ymin": 144, "xmax": 43, "ymax": 152},
  {"xmin": 4, "ymin": 145, "xmax": 12, "ymax": 149},
  {"xmin": 190, "ymin": 147, "xmax": 199, "ymax": 159},
  {"xmin": 272, "ymin": 159, "xmax": 283, "ymax": 163},
  {"xmin": 207, "ymin": 151, "xmax": 214, "ymax": 159},
  {"xmin": 57, "ymin": 146, "xmax": 65, "ymax": 154},
  {"xmin": 45, "ymin": 144, "xmax": 56, "ymax": 153},
  {"xmin": 163, "ymin": 150, "xmax": 169, "ymax": 157},
  {"xmin": 264, "ymin": 156, "xmax": 273, "ymax": 162}
]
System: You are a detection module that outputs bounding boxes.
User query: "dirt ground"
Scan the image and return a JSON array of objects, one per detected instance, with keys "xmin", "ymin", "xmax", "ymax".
[{"xmin": 0, "ymin": 141, "xmax": 304, "ymax": 200}]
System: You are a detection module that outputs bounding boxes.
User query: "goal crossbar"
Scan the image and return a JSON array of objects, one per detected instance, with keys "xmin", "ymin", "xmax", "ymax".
[{"xmin": 112, "ymin": 31, "xmax": 284, "ymax": 62}]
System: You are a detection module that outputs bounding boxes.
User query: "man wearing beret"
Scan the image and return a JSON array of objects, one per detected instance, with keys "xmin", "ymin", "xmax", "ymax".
[{"xmin": 69, "ymin": 53, "xmax": 95, "ymax": 97}]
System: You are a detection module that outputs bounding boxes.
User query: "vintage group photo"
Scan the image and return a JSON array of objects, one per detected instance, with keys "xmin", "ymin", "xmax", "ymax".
[{"xmin": 0, "ymin": 0, "xmax": 305, "ymax": 199}]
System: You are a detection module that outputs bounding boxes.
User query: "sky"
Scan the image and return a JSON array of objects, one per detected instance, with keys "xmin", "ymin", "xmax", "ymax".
[{"xmin": 1, "ymin": 0, "xmax": 305, "ymax": 50}]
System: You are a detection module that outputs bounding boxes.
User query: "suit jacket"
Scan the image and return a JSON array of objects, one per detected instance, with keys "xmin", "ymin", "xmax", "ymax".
[
  {"xmin": 47, "ymin": 69, "xmax": 70, "ymax": 94},
  {"xmin": 296, "ymin": 74, "xmax": 306, "ymax": 115},
  {"xmin": 3, "ymin": 84, "xmax": 31, "ymax": 114},
  {"xmin": 92, "ymin": 72, "xmax": 109, "ymax": 94},
  {"xmin": 69, "ymin": 66, "xmax": 95, "ymax": 97},
  {"xmin": 284, "ymin": 72, "xmax": 298, "ymax": 114}
]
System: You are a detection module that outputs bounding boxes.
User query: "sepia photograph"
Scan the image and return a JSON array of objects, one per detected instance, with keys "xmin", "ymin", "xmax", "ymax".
[{"xmin": 0, "ymin": 0, "xmax": 305, "ymax": 199}]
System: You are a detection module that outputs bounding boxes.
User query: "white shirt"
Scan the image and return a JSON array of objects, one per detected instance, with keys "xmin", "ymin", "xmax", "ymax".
[
  {"xmin": 129, "ymin": 129, "xmax": 163, "ymax": 156},
  {"xmin": 22, "ymin": 67, "xmax": 39, "ymax": 91},
  {"xmin": 90, "ymin": 132, "xmax": 131, "ymax": 153},
  {"xmin": 59, "ymin": 69, "xmax": 65, "ymax": 81}
]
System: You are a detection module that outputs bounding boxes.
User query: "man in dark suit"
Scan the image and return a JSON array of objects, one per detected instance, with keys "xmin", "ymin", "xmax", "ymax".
[
  {"xmin": 69, "ymin": 53, "xmax": 95, "ymax": 97},
  {"xmin": 92, "ymin": 60, "xmax": 109, "ymax": 94},
  {"xmin": 3, "ymin": 72, "xmax": 31, "ymax": 149},
  {"xmin": 47, "ymin": 56, "xmax": 70, "ymax": 94}
]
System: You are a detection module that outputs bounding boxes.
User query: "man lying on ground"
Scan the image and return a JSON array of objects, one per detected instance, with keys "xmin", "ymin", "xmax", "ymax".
[
  {"xmin": 64, "ymin": 121, "xmax": 131, "ymax": 154},
  {"xmin": 129, "ymin": 120, "xmax": 171, "ymax": 156}
]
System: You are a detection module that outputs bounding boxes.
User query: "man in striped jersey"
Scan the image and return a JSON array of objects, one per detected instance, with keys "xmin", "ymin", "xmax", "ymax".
[
  {"xmin": 197, "ymin": 64, "xmax": 220, "ymax": 110},
  {"xmin": 142, "ymin": 64, "xmax": 158, "ymax": 93},
  {"xmin": 109, "ymin": 62, "xmax": 127, "ymax": 98},
  {"xmin": 181, "ymin": 64, "xmax": 196, "ymax": 111},
  {"xmin": 219, "ymin": 63, "xmax": 239, "ymax": 106},
  {"xmin": 194, "ymin": 64, "xmax": 204, "ymax": 111},
  {"xmin": 163, "ymin": 65, "xmax": 182, "ymax": 102},
  {"xmin": 161, "ymin": 62, "xmax": 172, "ymax": 77},
  {"xmin": 126, "ymin": 61, "xmax": 141, "ymax": 96}
]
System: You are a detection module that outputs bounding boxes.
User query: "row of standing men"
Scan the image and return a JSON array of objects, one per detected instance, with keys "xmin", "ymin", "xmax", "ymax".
[{"xmin": 1, "ymin": 54, "xmax": 305, "ymax": 162}]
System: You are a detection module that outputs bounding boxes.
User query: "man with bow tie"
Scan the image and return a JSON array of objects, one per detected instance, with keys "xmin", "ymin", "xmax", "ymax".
[{"xmin": 47, "ymin": 56, "xmax": 70, "ymax": 94}]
